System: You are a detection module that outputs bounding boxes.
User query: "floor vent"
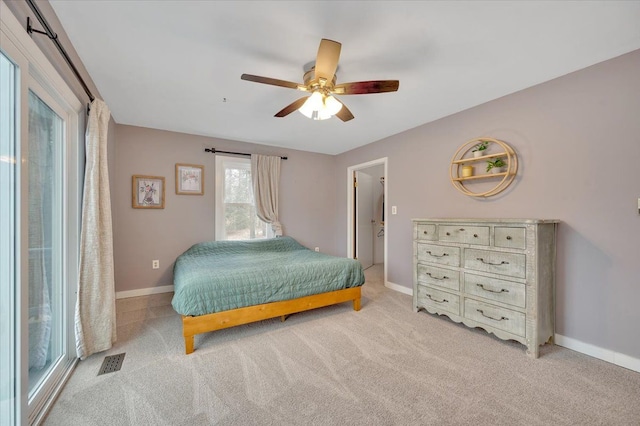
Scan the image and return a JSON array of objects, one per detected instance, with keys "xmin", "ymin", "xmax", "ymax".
[{"xmin": 98, "ymin": 353, "xmax": 125, "ymax": 376}]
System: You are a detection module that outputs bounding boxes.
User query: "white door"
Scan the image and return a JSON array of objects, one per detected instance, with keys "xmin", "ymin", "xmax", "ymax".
[{"xmin": 355, "ymin": 171, "xmax": 374, "ymax": 269}]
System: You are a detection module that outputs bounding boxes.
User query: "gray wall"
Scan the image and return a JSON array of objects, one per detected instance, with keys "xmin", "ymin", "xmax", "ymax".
[
  {"xmin": 335, "ymin": 49, "xmax": 640, "ymax": 359},
  {"xmin": 113, "ymin": 125, "xmax": 337, "ymax": 293}
]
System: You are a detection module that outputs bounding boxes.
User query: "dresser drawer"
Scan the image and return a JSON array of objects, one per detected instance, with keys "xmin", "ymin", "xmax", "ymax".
[
  {"xmin": 495, "ymin": 227, "xmax": 526, "ymax": 250},
  {"xmin": 438, "ymin": 225, "xmax": 490, "ymax": 245},
  {"xmin": 464, "ymin": 248, "xmax": 526, "ymax": 278},
  {"xmin": 417, "ymin": 285, "xmax": 460, "ymax": 316},
  {"xmin": 416, "ymin": 223, "xmax": 437, "ymax": 240},
  {"xmin": 417, "ymin": 264, "xmax": 460, "ymax": 291},
  {"xmin": 464, "ymin": 298, "xmax": 525, "ymax": 337},
  {"xmin": 464, "ymin": 274, "xmax": 526, "ymax": 308},
  {"xmin": 417, "ymin": 243, "xmax": 460, "ymax": 266}
]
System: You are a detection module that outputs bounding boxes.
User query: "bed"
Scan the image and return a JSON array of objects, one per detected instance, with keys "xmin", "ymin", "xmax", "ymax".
[{"xmin": 172, "ymin": 236, "xmax": 365, "ymax": 354}]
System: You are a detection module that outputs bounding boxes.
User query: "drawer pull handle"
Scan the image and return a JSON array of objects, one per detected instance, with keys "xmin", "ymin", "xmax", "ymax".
[
  {"xmin": 446, "ymin": 232, "xmax": 450, "ymax": 236},
  {"xmin": 473, "ymin": 234, "xmax": 478, "ymax": 238},
  {"xmin": 426, "ymin": 272, "xmax": 449, "ymax": 281},
  {"xmin": 477, "ymin": 309, "xmax": 508, "ymax": 321},
  {"xmin": 477, "ymin": 283, "xmax": 509, "ymax": 293},
  {"xmin": 427, "ymin": 251, "xmax": 449, "ymax": 258},
  {"xmin": 423, "ymin": 231, "xmax": 428, "ymax": 234},
  {"xmin": 506, "ymin": 236, "xmax": 512, "ymax": 240},
  {"xmin": 476, "ymin": 257, "xmax": 509, "ymax": 266},
  {"xmin": 459, "ymin": 228, "xmax": 465, "ymax": 231},
  {"xmin": 426, "ymin": 294, "xmax": 448, "ymax": 304}
]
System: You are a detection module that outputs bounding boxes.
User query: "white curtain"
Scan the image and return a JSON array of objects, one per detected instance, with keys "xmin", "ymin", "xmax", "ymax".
[
  {"xmin": 75, "ymin": 99, "xmax": 116, "ymax": 360},
  {"xmin": 251, "ymin": 154, "xmax": 282, "ymax": 236}
]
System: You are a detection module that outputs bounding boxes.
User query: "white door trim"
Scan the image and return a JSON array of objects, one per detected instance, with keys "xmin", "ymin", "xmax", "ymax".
[{"xmin": 347, "ymin": 158, "xmax": 388, "ymax": 286}]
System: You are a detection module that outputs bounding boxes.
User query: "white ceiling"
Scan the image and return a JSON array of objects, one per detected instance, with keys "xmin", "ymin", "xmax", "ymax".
[{"xmin": 50, "ymin": 1, "xmax": 640, "ymax": 155}]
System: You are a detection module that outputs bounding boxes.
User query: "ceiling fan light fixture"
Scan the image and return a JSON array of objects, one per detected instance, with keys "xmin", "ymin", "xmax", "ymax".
[
  {"xmin": 299, "ymin": 91, "xmax": 322, "ymax": 117},
  {"xmin": 298, "ymin": 91, "xmax": 342, "ymax": 120},
  {"xmin": 325, "ymin": 95, "xmax": 342, "ymax": 116}
]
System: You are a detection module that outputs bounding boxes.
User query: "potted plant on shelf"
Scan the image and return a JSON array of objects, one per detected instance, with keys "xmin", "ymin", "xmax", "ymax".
[
  {"xmin": 471, "ymin": 141, "xmax": 489, "ymax": 158},
  {"xmin": 486, "ymin": 157, "xmax": 506, "ymax": 174}
]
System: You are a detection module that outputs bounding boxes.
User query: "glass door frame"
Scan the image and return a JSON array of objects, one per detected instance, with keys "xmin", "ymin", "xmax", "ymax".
[
  {"xmin": 24, "ymin": 77, "xmax": 79, "ymax": 423},
  {"xmin": 0, "ymin": 47, "xmax": 18, "ymax": 426}
]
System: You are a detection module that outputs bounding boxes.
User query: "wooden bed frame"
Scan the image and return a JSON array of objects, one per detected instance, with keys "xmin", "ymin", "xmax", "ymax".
[{"xmin": 181, "ymin": 286, "xmax": 362, "ymax": 354}]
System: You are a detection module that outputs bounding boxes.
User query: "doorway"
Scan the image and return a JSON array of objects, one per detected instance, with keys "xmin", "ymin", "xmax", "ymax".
[{"xmin": 347, "ymin": 158, "xmax": 387, "ymax": 284}]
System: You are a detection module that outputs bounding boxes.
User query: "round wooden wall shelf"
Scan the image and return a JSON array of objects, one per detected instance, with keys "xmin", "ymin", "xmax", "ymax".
[{"xmin": 449, "ymin": 137, "xmax": 518, "ymax": 197}]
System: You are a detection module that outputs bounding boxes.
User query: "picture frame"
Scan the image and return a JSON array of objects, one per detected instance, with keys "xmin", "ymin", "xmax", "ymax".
[
  {"xmin": 175, "ymin": 163, "xmax": 204, "ymax": 195},
  {"xmin": 132, "ymin": 175, "xmax": 165, "ymax": 209}
]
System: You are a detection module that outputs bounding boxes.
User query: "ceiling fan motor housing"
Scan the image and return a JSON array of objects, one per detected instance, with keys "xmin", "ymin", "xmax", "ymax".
[{"xmin": 303, "ymin": 68, "xmax": 337, "ymax": 93}]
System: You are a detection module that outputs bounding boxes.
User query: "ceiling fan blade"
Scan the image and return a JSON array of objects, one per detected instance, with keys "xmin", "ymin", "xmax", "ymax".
[
  {"xmin": 314, "ymin": 39, "xmax": 341, "ymax": 82},
  {"xmin": 275, "ymin": 96, "xmax": 309, "ymax": 118},
  {"xmin": 333, "ymin": 80, "xmax": 400, "ymax": 95},
  {"xmin": 241, "ymin": 74, "xmax": 301, "ymax": 90},
  {"xmin": 335, "ymin": 100, "xmax": 354, "ymax": 122}
]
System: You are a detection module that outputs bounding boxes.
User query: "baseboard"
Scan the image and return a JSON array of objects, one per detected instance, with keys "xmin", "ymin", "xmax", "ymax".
[
  {"xmin": 555, "ymin": 334, "xmax": 640, "ymax": 373},
  {"xmin": 116, "ymin": 285, "xmax": 174, "ymax": 299},
  {"xmin": 379, "ymin": 283, "xmax": 640, "ymax": 372},
  {"xmin": 385, "ymin": 281, "xmax": 413, "ymax": 296}
]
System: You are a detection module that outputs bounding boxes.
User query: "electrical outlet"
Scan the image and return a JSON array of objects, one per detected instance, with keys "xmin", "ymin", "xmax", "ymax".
[
  {"xmin": 314, "ymin": 247, "xmax": 320, "ymax": 252},
  {"xmin": 391, "ymin": 206, "xmax": 397, "ymax": 215},
  {"xmin": 152, "ymin": 260, "xmax": 159, "ymax": 269}
]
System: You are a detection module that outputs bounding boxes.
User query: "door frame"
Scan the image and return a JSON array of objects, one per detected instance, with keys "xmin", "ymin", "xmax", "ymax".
[{"xmin": 347, "ymin": 157, "xmax": 388, "ymax": 285}]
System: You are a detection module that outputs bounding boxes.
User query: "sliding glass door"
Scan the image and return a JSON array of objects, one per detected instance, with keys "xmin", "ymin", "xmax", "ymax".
[{"xmin": 2, "ymin": 4, "xmax": 83, "ymax": 423}]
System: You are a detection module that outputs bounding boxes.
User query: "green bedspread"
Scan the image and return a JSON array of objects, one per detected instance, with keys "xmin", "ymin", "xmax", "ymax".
[{"xmin": 171, "ymin": 236, "xmax": 365, "ymax": 316}]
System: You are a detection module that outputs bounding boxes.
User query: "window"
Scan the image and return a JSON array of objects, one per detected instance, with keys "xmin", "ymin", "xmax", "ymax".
[{"xmin": 215, "ymin": 155, "xmax": 271, "ymax": 240}]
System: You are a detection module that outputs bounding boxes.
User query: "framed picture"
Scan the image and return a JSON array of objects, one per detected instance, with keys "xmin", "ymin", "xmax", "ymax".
[
  {"xmin": 132, "ymin": 175, "xmax": 165, "ymax": 209},
  {"xmin": 175, "ymin": 163, "xmax": 204, "ymax": 195}
]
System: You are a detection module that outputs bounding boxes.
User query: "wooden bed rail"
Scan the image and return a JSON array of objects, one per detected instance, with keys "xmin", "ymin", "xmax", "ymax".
[{"xmin": 182, "ymin": 286, "xmax": 362, "ymax": 354}]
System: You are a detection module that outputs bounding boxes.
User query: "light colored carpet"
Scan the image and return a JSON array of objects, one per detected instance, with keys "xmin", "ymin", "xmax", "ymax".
[{"xmin": 45, "ymin": 264, "xmax": 640, "ymax": 425}]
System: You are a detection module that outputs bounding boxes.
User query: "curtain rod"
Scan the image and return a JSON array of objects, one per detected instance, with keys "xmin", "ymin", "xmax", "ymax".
[
  {"xmin": 25, "ymin": 0, "xmax": 95, "ymax": 110},
  {"xmin": 204, "ymin": 148, "xmax": 288, "ymax": 160}
]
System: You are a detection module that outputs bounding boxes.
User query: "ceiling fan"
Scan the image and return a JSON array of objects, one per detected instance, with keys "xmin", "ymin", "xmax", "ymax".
[{"xmin": 241, "ymin": 38, "xmax": 399, "ymax": 122}]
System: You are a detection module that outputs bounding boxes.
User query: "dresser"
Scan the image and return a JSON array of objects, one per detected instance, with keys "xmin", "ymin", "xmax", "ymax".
[{"xmin": 412, "ymin": 218, "xmax": 558, "ymax": 358}]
